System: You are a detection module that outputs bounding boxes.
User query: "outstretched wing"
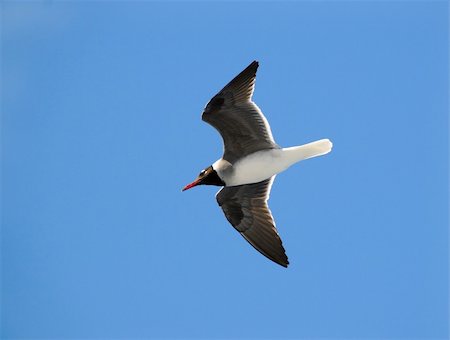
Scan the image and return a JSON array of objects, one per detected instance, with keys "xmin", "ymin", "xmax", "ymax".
[
  {"xmin": 202, "ymin": 61, "xmax": 279, "ymax": 164},
  {"xmin": 216, "ymin": 176, "xmax": 289, "ymax": 267}
]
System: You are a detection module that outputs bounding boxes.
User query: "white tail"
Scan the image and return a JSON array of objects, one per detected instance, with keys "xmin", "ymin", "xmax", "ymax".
[
  {"xmin": 282, "ymin": 139, "xmax": 333, "ymax": 163},
  {"xmin": 223, "ymin": 139, "xmax": 332, "ymax": 186}
]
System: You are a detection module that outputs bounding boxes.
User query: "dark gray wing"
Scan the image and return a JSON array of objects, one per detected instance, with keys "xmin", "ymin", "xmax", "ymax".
[
  {"xmin": 216, "ymin": 176, "xmax": 289, "ymax": 267},
  {"xmin": 202, "ymin": 61, "xmax": 279, "ymax": 164}
]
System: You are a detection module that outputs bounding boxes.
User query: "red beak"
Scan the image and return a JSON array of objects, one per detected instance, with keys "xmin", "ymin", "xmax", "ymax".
[{"xmin": 182, "ymin": 179, "xmax": 201, "ymax": 192}]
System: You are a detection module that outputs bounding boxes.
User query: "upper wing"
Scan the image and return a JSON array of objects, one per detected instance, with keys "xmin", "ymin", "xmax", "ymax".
[
  {"xmin": 216, "ymin": 176, "xmax": 289, "ymax": 267},
  {"xmin": 202, "ymin": 61, "xmax": 279, "ymax": 164}
]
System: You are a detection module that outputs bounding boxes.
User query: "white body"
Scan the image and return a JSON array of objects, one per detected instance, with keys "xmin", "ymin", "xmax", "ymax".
[{"xmin": 214, "ymin": 139, "xmax": 333, "ymax": 186}]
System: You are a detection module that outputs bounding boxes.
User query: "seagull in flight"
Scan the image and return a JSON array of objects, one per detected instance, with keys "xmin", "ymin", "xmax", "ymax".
[{"xmin": 182, "ymin": 61, "xmax": 332, "ymax": 267}]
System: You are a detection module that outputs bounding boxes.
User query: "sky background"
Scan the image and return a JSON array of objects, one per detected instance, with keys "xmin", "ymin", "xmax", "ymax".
[{"xmin": 1, "ymin": 1, "xmax": 448, "ymax": 339}]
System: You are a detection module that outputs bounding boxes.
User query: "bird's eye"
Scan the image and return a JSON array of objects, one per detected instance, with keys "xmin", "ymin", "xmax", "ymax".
[{"xmin": 199, "ymin": 170, "xmax": 206, "ymax": 177}]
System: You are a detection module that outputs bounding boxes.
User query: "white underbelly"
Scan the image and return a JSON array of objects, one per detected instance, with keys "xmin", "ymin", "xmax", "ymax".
[
  {"xmin": 216, "ymin": 139, "xmax": 332, "ymax": 187},
  {"xmin": 226, "ymin": 149, "xmax": 289, "ymax": 186}
]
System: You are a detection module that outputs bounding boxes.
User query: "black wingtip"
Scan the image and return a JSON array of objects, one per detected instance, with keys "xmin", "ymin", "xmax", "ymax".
[
  {"xmin": 234, "ymin": 60, "xmax": 259, "ymax": 79},
  {"xmin": 276, "ymin": 257, "xmax": 289, "ymax": 268},
  {"xmin": 214, "ymin": 60, "xmax": 260, "ymax": 102},
  {"xmin": 248, "ymin": 60, "xmax": 259, "ymax": 71}
]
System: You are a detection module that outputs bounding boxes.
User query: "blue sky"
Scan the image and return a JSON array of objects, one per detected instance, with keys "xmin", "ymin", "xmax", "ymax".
[{"xmin": 1, "ymin": 1, "xmax": 448, "ymax": 339}]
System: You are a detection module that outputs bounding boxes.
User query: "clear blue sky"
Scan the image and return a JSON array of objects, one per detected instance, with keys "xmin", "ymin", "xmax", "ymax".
[{"xmin": 1, "ymin": 1, "xmax": 448, "ymax": 339}]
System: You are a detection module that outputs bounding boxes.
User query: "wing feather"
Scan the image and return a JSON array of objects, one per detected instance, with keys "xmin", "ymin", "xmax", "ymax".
[
  {"xmin": 216, "ymin": 177, "xmax": 289, "ymax": 267},
  {"xmin": 202, "ymin": 61, "xmax": 279, "ymax": 163}
]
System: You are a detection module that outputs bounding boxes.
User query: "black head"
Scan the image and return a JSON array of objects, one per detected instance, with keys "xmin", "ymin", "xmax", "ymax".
[{"xmin": 182, "ymin": 166, "xmax": 225, "ymax": 191}]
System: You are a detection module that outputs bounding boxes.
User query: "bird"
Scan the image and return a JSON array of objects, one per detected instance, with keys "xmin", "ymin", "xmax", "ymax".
[{"xmin": 182, "ymin": 60, "xmax": 332, "ymax": 267}]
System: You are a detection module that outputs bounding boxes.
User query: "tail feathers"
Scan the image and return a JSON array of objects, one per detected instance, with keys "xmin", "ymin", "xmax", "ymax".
[{"xmin": 283, "ymin": 139, "xmax": 333, "ymax": 162}]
